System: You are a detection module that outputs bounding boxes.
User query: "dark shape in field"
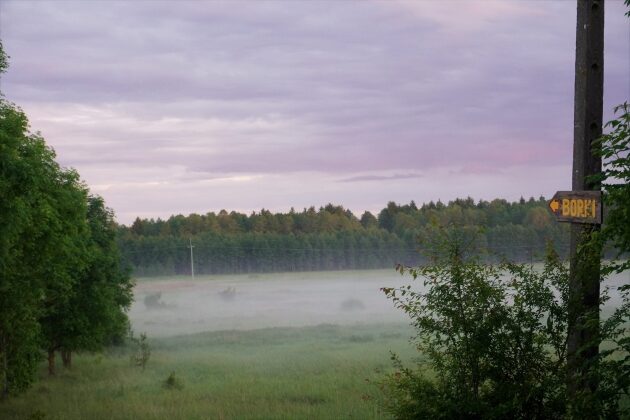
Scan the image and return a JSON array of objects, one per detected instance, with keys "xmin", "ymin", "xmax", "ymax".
[
  {"xmin": 346, "ymin": 334, "xmax": 374, "ymax": 343},
  {"xmin": 143, "ymin": 292, "xmax": 168, "ymax": 309},
  {"xmin": 163, "ymin": 372, "xmax": 183, "ymax": 390},
  {"xmin": 340, "ymin": 298, "xmax": 365, "ymax": 311},
  {"xmin": 218, "ymin": 286, "xmax": 237, "ymax": 301}
]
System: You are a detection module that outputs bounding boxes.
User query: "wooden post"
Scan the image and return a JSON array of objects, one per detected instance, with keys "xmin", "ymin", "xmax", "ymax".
[
  {"xmin": 47, "ymin": 350, "xmax": 56, "ymax": 376},
  {"xmin": 567, "ymin": 0, "xmax": 604, "ymax": 414},
  {"xmin": 61, "ymin": 349, "xmax": 72, "ymax": 369}
]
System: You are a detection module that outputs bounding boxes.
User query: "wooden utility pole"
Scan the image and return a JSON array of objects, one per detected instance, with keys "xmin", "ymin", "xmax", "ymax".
[{"xmin": 567, "ymin": 0, "xmax": 604, "ymax": 414}]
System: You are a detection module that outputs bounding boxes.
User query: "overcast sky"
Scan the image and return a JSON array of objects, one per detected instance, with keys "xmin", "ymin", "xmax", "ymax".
[{"xmin": 1, "ymin": 1, "xmax": 628, "ymax": 224}]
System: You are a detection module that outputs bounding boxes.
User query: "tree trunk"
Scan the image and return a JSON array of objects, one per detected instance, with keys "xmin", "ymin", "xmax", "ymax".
[
  {"xmin": 1, "ymin": 335, "xmax": 8, "ymax": 399},
  {"xmin": 61, "ymin": 349, "xmax": 72, "ymax": 369},
  {"xmin": 47, "ymin": 350, "xmax": 55, "ymax": 376}
]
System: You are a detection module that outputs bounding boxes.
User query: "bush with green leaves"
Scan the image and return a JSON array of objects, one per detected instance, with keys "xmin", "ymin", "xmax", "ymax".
[
  {"xmin": 381, "ymin": 228, "xmax": 629, "ymax": 419},
  {"xmin": 381, "ymin": 234, "xmax": 568, "ymax": 419},
  {"xmin": 588, "ymin": 100, "xmax": 630, "ymax": 416},
  {"xmin": 593, "ymin": 102, "xmax": 630, "ymax": 275},
  {"xmin": 163, "ymin": 371, "xmax": 184, "ymax": 390}
]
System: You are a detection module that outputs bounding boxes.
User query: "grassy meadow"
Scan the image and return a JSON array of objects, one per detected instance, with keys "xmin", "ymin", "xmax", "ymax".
[
  {"xmin": 1, "ymin": 270, "xmax": 418, "ymax": 419},
  {"xmin": 1, "ymin": 268, "xmax": 627, "ymax": 419},
  {"xmin": 0, "ymin": 323, "xmax": 417, "ymax": 420}
]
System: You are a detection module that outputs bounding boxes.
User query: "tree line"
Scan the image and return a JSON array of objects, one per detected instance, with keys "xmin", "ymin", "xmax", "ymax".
[
  {"xmin": 119, "ymin": 197, "xmax": 572, "ymax": 277},
  {"xmin": 0, "ymin": 43, "xmax": 132, "ymax": 396}
]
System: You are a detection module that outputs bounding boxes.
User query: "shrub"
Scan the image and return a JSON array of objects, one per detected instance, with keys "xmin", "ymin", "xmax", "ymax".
[
  {"xmin": 163, "ymin": 371, "xmax": 183, "ymax": 390},
  {"xmin": 381, "ymin": 227, "xmax": 569, "ymax": 418},
  {"xmin": 381, "ymin": 227, "xmax": 629, "ymax": 418},
  {"xmin": 129, "ymin": 332, "xmax": 151, "ymax": 371}
]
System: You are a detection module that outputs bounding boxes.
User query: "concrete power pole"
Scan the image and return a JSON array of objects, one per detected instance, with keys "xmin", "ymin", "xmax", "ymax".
[
  {"xmin": 189, "ymin": 238, "xmax": 195, "ymax": 280},
  {"xmin": 567, "ymin": 0, "xmax": 604, "ymax": 413}
]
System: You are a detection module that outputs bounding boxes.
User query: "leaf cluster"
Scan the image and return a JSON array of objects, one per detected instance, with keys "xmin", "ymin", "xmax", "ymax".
[{"xmin": 592, "ymin": 103, "xmax": 630, "ymax": 275}]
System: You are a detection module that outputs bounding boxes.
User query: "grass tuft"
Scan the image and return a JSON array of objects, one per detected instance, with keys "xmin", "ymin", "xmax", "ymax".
[{"xmin": 162, "ymin": 372, "xmax": 184, "ymax": 390}]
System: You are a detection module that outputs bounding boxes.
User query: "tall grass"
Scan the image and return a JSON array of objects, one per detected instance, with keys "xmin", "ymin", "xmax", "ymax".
[{"xmin": 0, "ymin": 323, "xmax": 416, "ymax": 420}]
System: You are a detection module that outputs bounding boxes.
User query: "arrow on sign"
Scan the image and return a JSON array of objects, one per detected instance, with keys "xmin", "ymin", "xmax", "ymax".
[{"xmin": 549, "ymin": 199, "xmax": 560, "ymax": 212}]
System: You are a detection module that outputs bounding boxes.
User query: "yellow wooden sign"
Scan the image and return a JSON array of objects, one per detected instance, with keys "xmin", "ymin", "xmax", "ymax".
[{"xmin": 548, "ymin": 191, "xmax": 602, "ymax": 224}]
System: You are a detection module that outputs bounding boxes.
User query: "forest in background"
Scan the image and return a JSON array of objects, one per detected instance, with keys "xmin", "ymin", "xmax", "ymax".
[{"xmin": 118, "ymin": 197, "xmax": 572, "ymax": 276}]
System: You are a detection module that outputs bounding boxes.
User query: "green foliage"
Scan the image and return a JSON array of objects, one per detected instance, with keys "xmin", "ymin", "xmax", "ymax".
[
  {"xmin": 359, "ymin": 211, "xmax": 378, "ymax": 229},
  {"xmin": 0, "ymin": 39, "xmax": 132, "ymax": 393},
  {"xmin": 0, "ymin": 41, "xmax": 7, "ymax": 75},
  {"xmin": 58, "ymin": 196, "xmax": 134, "ymax": 355},
  {"xmin": 38, "ymin": 168, "xmax": 91, "ymax": 365},
  {"xmin": 39, "ymin": 192, "xmax": 133, "ymax": 376},
  {"xmin": 382, "ymin": 237, "xmax": 570, "ymax": 419},
  {"xmin": 598, "ymin": 290, "xmax": 630, "ymax": 418},
  {"xmin": 593, "ymin": 102, "xmax": 630, "ymax": 275},
  {"xmin": 119, "ymin": 197, "xmax": 570, "ymax": 277},
  {"xmin": 129, "ymin": 332, "xmax": 151, "ymax": 371},
  {"xmin": 1, "ymin": 40, "xmax": 79, "ymax": 394},
  {"xmin": 162, "ymin": 371, "xmax": 183, "ymax": 390},
  {"xmin": 588, "ymin": 103, "xmax": 630, "ymax": 415},
  {"xmin": 382, "ymin": 227, "xmax": 630, "ymax": 418},
  {"xmin": 0, "ymin": 98, "xmax": 66, "ymax": 394}
]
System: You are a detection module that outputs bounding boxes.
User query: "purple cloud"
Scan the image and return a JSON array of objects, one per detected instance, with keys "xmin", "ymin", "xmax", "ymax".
[{"xmin": 0, "ymin": 1, "xmax": 627, "ymax": 223}]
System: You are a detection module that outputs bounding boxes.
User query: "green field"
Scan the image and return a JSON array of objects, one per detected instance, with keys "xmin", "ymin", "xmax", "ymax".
[
  {"xmin": 0, "ymin": 323, "xmax": 417, "ymax": 420},
  {"xmin": 2, "ymin": 268, "xmax": 627, "ymax": 419}
]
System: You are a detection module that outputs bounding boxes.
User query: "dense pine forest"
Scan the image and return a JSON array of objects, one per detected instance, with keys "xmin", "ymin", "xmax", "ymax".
[{"xmin": 118, "ymin": 197, "xmax": 571, "ymax": 276}]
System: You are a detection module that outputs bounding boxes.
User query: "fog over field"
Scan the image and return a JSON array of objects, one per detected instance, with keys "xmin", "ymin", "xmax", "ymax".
[
  {"xmin": 128, "ymin": 268, "xmax": 629, "ymax": 338},
  {"xmin": 129, "ymin": 270, "xmax": 411, "ymax": 337}
]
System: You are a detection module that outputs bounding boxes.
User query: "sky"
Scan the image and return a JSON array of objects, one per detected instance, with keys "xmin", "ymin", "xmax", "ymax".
[{"xmin": 1, "ymin": 1, "xmax": 628, "ymax": 225}]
